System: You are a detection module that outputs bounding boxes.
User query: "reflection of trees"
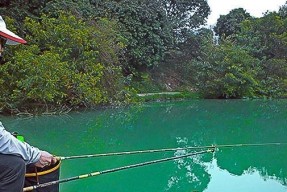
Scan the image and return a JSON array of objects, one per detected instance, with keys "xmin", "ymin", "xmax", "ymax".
[
  {"xmin": 165, "ymin": 137, "xmax": 213, "ymax": 192},
  {"xmin": 105, "ymin": 100, "xmax": 287, "ymax": 190},
  {"xmin": 171, "ymin": 99, "xmax": 287, "ymax": 187},
  {"xmin": 65, "ymin": 99, "xmax": 287, "ymax": 189},
  {"xmin": 4, "ymin": 99, "xmax": 286, "ymax": 191},
  {"xmin": 88, "ymin": 104, "xmax": 144, "ymax": 130},
  {"xmin": 215, "ymin": 146, "xmax": 287, "ymax": 186},
  {"xmin": 72, "ymin": 105, "xmax": 145, "ymax": 151}
]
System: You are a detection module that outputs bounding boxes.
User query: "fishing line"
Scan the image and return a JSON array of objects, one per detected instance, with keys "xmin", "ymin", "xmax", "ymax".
[
  {"xmin": 23, "ymin": 149, "xmax": 214, "ymax": 191},
  {"xmin": 58, "ymin": 142, "xmax": 287, "ymax": 160}
]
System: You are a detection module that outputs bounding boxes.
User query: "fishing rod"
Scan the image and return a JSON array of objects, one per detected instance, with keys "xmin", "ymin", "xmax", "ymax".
[
  {"xmin": 23, "ymin": 149, "xmax": 214, "ymax": 192},
  {"xmin": 58, "ymin": 142, "xmax": 287, "ymax": 160}
]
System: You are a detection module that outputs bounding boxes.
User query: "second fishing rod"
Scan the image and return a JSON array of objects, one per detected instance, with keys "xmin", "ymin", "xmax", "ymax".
[
  {"xmin": 57, "ymin": 142, "xmax": 286, "ymax": 161},
  {"xmin": 24, "ymin": 149, "xmax": 214, "ymax": 191}
]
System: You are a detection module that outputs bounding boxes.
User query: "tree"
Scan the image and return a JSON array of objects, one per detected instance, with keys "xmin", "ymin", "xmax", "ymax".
[
  {"xmin": 161, "ymin": 28, "xmax": 214, "ymax": 85},
  {"xmin": 278, "ymin": 1, "xmax": 287, "ymax": 18},
  {"xmin": 214, "ymin": 8, "xmax": 252, "ymax": 40},
  {"xmin": 189, "ymin": 41, "xmax": 261, "ymax": 99},
  {"xmin": 229, "ymin": 8, "xmax": 287, "ymax": 98},
  {"xmin": 258, "ymin": 59, "xmax": 287, "ymax": 97},
  {"xmin": 44, "ymin": 0, "xmax": 210, "ymax": 70},
  {"xmin": 0, "ymin": 0, "xmax": 52, "ymax": 29},
  {"xmin": 0, "ymin": 13, "xmax": 128, "ymax": 113},
  {"xmin": 162, "ymin": 0, "xmax": 210, "ymax": 38},
  {"xmin": 237, "ymin": 11, "xmax": 287, "ymax": 60},
  {"xmin": 100, "ymin": 0, "xmax": 210, "ymax": 71}
]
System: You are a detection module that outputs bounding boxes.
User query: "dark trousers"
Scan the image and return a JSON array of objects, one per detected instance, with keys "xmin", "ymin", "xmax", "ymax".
[{"xmin": 0, "ymin": 154, "xmax": 26, "ymax": 192}]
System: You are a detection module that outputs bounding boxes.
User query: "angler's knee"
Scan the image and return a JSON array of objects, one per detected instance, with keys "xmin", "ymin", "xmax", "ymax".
[{"xmin": 0, "ymin": 154, "xmax": 26, "ymax": 192}]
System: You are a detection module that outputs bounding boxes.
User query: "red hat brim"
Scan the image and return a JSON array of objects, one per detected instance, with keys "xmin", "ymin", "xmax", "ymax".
[{"xmin": 0, "ymin": 31, "xmax": 27, "ymax": 44}]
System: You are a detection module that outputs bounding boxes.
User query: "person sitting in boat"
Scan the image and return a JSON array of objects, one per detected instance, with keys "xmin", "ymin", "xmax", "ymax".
[{"xmin": 0, "ymin": 15, "xmax": 57, "ymax": 192}]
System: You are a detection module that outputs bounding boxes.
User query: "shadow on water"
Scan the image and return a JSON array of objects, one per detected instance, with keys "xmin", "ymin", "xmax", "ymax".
[{"xmin": 1, "ymin": 99, "xmax": 286, "ymax": 191}]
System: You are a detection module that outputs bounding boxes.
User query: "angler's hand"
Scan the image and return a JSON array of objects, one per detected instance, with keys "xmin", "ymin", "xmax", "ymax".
[{"xmin": 34, "ymin": 151, "xmax": 58, "ymax": 168}]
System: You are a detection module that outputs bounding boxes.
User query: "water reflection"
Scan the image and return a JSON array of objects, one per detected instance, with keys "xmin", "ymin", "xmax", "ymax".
[
  {"xmin": 166, "ymin": 135, "xmax": 287, "ymax": 192},
  {"xmin": 0, "ymin": 100, "xmax": 286, "ymax": 192},
  {"xmin": 215, "ymin": 145, "xmax": 287, "ymax": 188},
  {"xmin": 165, "ymin": 137, "xmax": 212, "ymax": 191},
  {"xmin": 157, "ymin": 100, "xmax": 287, "ymax": 192},
  {"xmin": 205, "ymin": 159, "xmax": 287, "ymax": 192}
]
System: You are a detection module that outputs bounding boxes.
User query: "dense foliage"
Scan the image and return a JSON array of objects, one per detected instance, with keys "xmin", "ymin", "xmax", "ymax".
[
  {"xmin": 42, "ymin": 0, "xmax": 210, "ymax": 70},
  {"xmin": 236, "ymin": 10, "xmax": 287, "ymax": 97},
  {"xmin": 0, "ymin": 14, "xmax": 128, "ymax": 113},
  {"xmin": 162, "ymin": 2, "xmax": 286, "ymax": 99},
  {"xmin": 214, "ymin": 8, "xmax": 252, "ymax": 39},
  {"xmin": 189, "ymin": 41, "xmax": 261, "ymax": 98},
  {"xmin": 0, "ymin": 0, "xmax": 286, "ymax": 113}
]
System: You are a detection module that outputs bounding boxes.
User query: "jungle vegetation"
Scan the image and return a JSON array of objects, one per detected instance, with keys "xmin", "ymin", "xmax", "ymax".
[{"xmin": 0, "ymin": 0, "xmax": 286, "ymax": 114}]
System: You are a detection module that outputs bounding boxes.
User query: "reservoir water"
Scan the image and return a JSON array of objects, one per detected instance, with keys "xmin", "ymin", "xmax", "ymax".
[{"xmin": 1, "ymin": 99, "xmax": 286, "ymax": 192}]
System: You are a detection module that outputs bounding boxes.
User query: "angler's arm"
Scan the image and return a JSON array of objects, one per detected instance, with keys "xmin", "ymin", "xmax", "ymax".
[{"xmin": 0, "ymin": 122, "xmax": 41, "ymax": 164}]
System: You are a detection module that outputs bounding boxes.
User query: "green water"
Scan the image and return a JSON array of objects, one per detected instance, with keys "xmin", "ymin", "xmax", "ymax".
[{"xmin": 1, "ymin": 100, "xmax": 287, "ymax": 192}]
